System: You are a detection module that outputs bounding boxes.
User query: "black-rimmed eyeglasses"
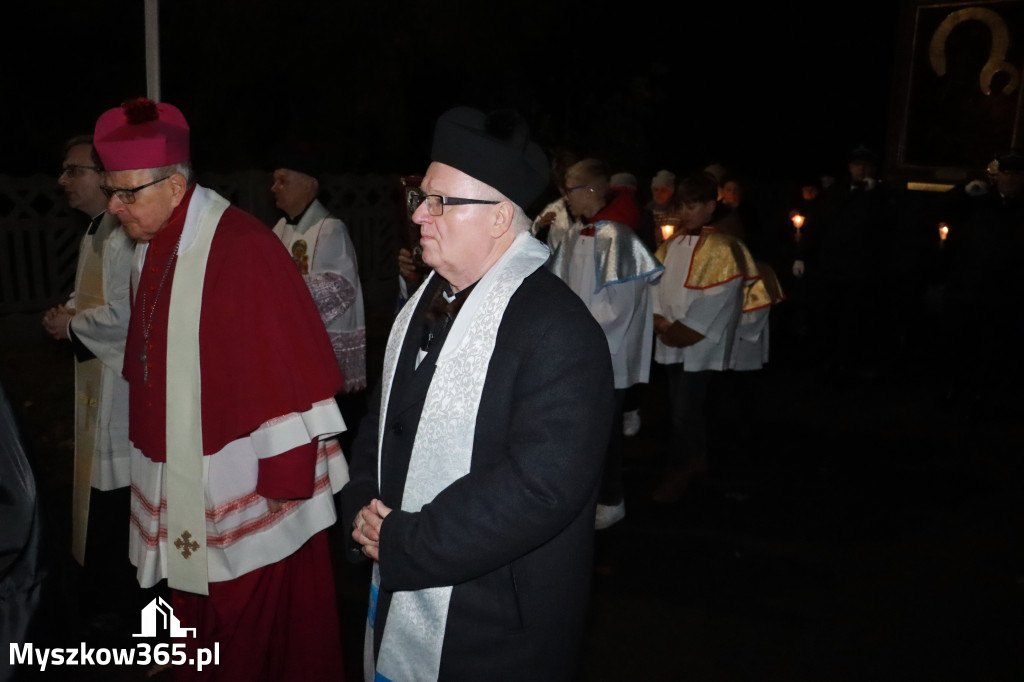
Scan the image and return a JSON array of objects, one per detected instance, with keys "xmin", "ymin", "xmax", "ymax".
[
  {"xmin": 408, "ymin": 189, "xmax": 500, "ymax": 216},
  {"xmin": 59, "ymin": 164, "xmax": 100, "ymax": 179},
  {"xmin": 99, "ymin": 176, "xmax": 171, "ymax": 205}
]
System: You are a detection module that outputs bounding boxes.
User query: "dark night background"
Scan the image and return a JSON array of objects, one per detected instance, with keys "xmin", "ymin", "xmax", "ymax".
[
  {"xmin": 2, "ymin": 0, "xmax": 901, "ymax": 184},
  {"xmin": 5, "ymin": 4, "xmax": 1024, "ymax": 681}
]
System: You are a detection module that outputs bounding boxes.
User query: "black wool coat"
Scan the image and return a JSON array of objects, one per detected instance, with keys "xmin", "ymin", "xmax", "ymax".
[{"xmin": 341, "ymin": 267, "xmax": 615, "ymax": 681}]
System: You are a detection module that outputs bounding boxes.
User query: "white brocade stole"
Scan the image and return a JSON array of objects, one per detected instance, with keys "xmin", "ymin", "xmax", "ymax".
[
  {"xmin": 367, "ymin": 232, "xmax": 550, "ymax": 682},
  {"xmin": 164, "ymin": 187, "xmax": 230, "ymax": 595}
]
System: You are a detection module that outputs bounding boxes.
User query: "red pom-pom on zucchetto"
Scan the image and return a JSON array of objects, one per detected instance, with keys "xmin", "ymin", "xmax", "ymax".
[
  {"xmin": 123, "ymin": 98, "xmax": 160, "ymax": 125},
  {"xmin": 93, "ymin": 98, "xmax": 190, "ymax": 171}
]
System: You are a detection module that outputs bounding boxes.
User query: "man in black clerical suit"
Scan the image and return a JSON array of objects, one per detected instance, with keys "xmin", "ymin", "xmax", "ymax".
[{"xmin": 344, "ymin": 107, "xmax": 615, "ymax": 681}]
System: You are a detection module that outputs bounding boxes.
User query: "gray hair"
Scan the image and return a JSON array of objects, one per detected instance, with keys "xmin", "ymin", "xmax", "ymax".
[
  {"xmin": 150, "ymin": 161, "xmax": 196, "ymax": 186},
  {"xmin": 510, "ymin": 204, "xmax": 532, "ymax": 234},
  {"xmin": 465, "ymin": 172, "xmax": 531, "ymax": 235}
]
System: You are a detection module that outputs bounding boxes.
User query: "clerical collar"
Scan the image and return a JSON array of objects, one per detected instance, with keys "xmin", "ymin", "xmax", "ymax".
[
  {"xmin": 419, "ymin": 277, "xmax": 477, "ymax": 356},
  {"xmin": 439, "ymin": 275, "xmax": 478, "ymax": 303},
  {"xmin": 87, "ymin": 210, "xmax": 106, "ymax": 235},
  {"xmin": 286, "ymin": 200, "xmax": 316, "ymax": 225}
]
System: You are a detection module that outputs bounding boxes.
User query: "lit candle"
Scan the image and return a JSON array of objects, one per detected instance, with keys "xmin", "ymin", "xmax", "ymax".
[
  {"xmin": 661, "ymin": 224, "xmax": 674, "ymax": 241},
  {"xmin": 939, "ymin": 222, "xmax": 949, "ymax": 242},
  {"xmin": 790, "ymin": 213, "xmax": 804, "ymax": 243}
]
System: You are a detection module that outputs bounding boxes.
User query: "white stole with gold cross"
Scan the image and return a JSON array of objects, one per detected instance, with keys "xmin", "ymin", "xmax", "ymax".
[{"xmin": 163, "ymin": 186, "xmax": 229, "ymax": 595}]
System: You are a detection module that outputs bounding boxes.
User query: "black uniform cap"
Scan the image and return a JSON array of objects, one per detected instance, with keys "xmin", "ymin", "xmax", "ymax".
[{"xmin": 996, "ymin": 149, "xmax": 1024, "ymax": 172}]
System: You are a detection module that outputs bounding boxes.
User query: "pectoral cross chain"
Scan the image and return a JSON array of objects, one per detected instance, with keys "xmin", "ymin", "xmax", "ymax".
[{"xmin": 139, "ymin": 235, "xmax": 182, "ymax": 387}]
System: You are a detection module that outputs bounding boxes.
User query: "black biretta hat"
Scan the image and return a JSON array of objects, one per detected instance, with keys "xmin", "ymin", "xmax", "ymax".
[
  {"xmin": 431, "ymin": 107, "xmax": 549, "ymax": 208},
  {"xmin": 849, "ymin": 144, "xmax": 880, "ymax": 165},
  {"xmin": 272, "ymin": 139, "xmax": 322, "ymax": 180}
]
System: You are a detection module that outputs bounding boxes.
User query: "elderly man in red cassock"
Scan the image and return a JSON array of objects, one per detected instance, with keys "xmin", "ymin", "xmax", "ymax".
[{"xmin": 93, "ymin": 98, "xmax": 348, "ymax": 680}]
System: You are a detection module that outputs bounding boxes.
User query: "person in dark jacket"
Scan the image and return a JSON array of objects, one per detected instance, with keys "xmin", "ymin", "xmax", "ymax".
[
  {"xmin": 811, "ymin": 145, "xmax": 898, "ymax": 380},
  {"xmin": 941, "ymin": 149, "xmax": 1024, "ymax": 412},
  {"xmin": 343, "ymin": 107, "xmax": 615, "ymax": 681}
]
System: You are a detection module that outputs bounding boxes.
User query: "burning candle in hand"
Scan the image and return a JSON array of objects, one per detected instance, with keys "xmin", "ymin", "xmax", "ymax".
[{"xmin": 790, "ymin": 213, "xmax": 804, "ymax": 242}]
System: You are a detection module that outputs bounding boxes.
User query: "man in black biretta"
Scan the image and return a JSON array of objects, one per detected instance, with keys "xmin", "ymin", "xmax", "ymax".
[{"xmin": 343, "ymin": 107, "xmax": 616, "ymax": 680}]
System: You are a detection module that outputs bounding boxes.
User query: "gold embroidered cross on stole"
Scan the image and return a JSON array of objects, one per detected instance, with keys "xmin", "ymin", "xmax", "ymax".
[{"xmin": 174, "ymin": 530, "xmax": 200, "ymax": 559}]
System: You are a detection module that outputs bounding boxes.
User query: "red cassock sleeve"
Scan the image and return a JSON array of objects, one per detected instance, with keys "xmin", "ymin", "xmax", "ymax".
[
  {"xmin": 256, "ymin": 440, "xmax": 318, "ymax": 499},
  {"xmin": 198, "ymin": 206, "xmax": 344, "ymax": 456}
]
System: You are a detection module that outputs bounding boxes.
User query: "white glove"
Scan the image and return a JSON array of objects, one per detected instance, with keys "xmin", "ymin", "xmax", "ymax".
[
  {"xmin": 792, "ymin": 260, "xmax": 805, "ymax": 278},
  {"xmin": 965, "ymin": 179, "xmax": 988, "ymax": 197}
]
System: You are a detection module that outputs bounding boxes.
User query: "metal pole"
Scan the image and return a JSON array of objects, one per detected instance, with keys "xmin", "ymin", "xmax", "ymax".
[{"xmin": 144, "ymin": 0, "xmax": 161, "ymax": 101}]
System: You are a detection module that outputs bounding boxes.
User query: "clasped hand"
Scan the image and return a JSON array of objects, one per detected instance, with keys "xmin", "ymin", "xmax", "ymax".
[
  {"xmin": 42, "ymin": 305, "xmax": 74, "ymax": 340},
  {"xmin": 352, "ymin": 498, "xmax": 392, "ymax": 561}
]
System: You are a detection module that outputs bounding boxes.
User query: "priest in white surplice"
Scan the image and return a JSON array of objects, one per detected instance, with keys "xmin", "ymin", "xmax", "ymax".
[
  {"xmin": 270, "ymin": 143, "xmax": 366, "ymax": 395},
  {"xmin": 43, "ymin": 134, "xmax": 136, "ymax": 619}
]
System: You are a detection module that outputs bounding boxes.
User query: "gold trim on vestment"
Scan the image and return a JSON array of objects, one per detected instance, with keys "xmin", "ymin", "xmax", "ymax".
[
  {"xmin": 743, "ymin": 261, "xmax": 785, "ymax": 312},
  {"xmin": 70, "ymin": 233, "xmax": 106, "ymax": 565},
  {"xmin": 684, "ymin": 229, "xmax": 756, "ymax": 289}
]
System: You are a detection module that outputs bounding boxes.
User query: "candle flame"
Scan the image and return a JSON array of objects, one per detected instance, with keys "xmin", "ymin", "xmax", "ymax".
[
  {"xmin": 939, "ymin": 223, "xmax": 949, "ymax": 241},
  {"xmin": 661, "ymin": 224, "xmax": 674, "ymax": 240},
  {"xmin": 791, "ymin": 213, "xmax": 805, "ymax": 229}
]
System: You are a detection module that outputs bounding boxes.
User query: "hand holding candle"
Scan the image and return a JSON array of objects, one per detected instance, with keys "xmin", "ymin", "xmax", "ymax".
[{"xmin": 790, "ymin": 212, "xmax": 804, "ymax": 242}]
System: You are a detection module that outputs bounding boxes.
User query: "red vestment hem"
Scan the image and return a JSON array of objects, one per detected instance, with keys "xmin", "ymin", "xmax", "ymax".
[{"xmin": 171, "ymin": 530, "xmax": 344, "ymax": 682}]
